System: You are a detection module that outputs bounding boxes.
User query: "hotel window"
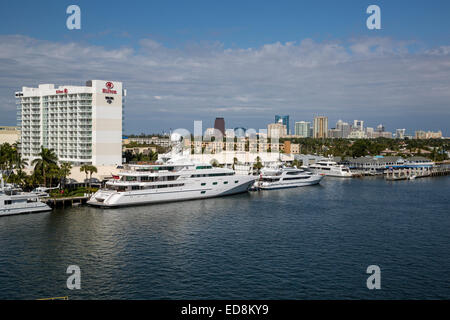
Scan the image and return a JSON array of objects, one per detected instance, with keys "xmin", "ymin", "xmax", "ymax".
[
  {"xmin": 224, "ymin": 181, "xmax": 228, "ymax": 184},
  {"xmin": 235, "ymin": 180, "xmax": 239, "ymax": 183},
  {"xmin": 213, "ymin": 182, "xmax": 218, "ymax": 185}
]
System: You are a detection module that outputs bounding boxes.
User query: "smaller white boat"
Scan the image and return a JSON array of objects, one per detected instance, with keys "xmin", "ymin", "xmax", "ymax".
[
  {"xmin": 306, "ymin": 160, "xmax": 353, "ymax": 177},
  {"xmin": 408, "ymin": 175, "xmax": 416, "ymax": 180},
  {"xmin": 0, "ymin": 173, "xmax": 52, "ymax": 217},
  {"xmin": 254, "ymin": 166, "xmax": 324, "ymax": 190}
]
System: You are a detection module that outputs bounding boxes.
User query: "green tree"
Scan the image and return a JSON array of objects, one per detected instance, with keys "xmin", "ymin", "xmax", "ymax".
[
  {"xmin": 59, "ymin": 162, "xmax": 72, "ymax": 188},
  {"xmin": 31, "ymin": 147, "xmax": 58, "ymax": 187},
  {"xmin": 87, "ymin": 165, "xmax": 98, "ymax": 189},
  {"xmin": 80, "ymin": 164, "xmax": 90, "ymax": 188}
]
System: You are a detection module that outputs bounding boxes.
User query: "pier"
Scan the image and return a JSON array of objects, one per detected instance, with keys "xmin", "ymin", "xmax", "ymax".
[
  {"xmin": 385, "ymin": 162, "xmax": 450, "ymax": 181},
  {"xmin": 42, "ymin": 195, "xmax": 91, "ymax": 208}
]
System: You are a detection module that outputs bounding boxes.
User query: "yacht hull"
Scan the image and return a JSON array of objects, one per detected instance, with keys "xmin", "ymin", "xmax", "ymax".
[
  {"xmin": 87, "ymin": 176, "xmax": 255, "ymax": 208},
  {"xmin": 257, "ymin": 175, "xmax": 324, "ymax": 190},
  {"xmin": 0, "ymin": 203, "xmax": 51, "ymax": 217}
]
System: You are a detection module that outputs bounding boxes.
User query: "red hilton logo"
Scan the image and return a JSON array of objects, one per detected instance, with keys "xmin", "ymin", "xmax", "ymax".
[{"xmin": 103, "ymin": 81, "xmax": 117, "ymax": 94}]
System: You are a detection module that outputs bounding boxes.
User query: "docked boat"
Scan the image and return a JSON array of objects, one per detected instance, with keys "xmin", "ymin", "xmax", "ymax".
[
  {"xmin": 0, "ymin": 173, "xmax": 52, "ymax": 217},
  {"xmin": 87, "ymin": 160, "xmax": 256, "ymax": 208},
  {"xmin": 253, "ymin": 166, "xmax": 324, "ymax": 190},
  {"xmin": 306, "ymin": 160, "xmax": 353, "ymax": 177}
]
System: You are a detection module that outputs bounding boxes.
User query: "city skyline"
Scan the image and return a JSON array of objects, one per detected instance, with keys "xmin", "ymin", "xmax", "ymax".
[{"xmin": 1, "ymin": 1, "xmax": 450, "ymax": 135}]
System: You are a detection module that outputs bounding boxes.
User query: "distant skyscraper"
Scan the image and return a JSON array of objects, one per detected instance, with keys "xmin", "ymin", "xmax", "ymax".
[
  {"xmin": 353, "ymin": 120, "xmax": 364, "ymax": 132},
  {"xmin": 294, "ymin": 121, "xmax": 311, "ymax": 137},
  {"xmin": 395, "ymin": 129, "xmax": 406, "ymax": 139},
  {"xmin": 214, "ymin": 117, "xmax": 225, "ymax": 136},
  {"xmin": 268, "ymin": 122, "xmax": 287, "ymax": 138},
  {"xmin": 275, "ymin": 115, "xmax": 290, "ymax": 135},
  {"xmin": 313, "ymin": 116, "xmax": 328, "ymax": 138},
  {"xmin": 336, "ymin": 120, "xmax": 351, "ymax": 138},
  {"xmin": 376, "ymin": 124, "xmax": 385, "ymax": 133}
]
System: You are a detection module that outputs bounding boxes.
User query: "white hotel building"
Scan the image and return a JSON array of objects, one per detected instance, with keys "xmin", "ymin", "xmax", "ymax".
[{"xmin": 16, "ymin": 80, "xmax": 126, "ymax": 166}]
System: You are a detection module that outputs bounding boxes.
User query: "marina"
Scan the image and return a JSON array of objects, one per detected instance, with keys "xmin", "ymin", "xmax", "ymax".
[{"xmin": 1, "ymin": 176, "xmax": 449, "ymax": 299}]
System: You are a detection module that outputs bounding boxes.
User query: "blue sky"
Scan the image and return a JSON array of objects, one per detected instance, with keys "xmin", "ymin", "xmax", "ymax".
[{"xmin": 0, "ymin": 0, "xmax": 449, "ymax": 135}]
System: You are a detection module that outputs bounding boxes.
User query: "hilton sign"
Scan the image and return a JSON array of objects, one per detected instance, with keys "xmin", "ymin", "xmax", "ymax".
[{"xmin": 102, "ymin": 81, "xmax": 117, "ymax": 94}]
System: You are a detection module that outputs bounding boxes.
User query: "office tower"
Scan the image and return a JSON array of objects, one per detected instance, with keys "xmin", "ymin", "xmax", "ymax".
[
  {"xmin": 395, "ymin": 129, "xmax": 406, "ymax": 139},
  {"xmin": 214, "ymin": 117, "xmax": 225, "ymax": 136},
  {"xmin": 353, "ymin": 120, "xmax": 364, "ymax": 132},
  {"xmin": 313, "ymin": 116, "xmax": 328, "ymax": 138},
  {"xmin": 275, "ymin": 115, "xmax": 290, "ymax": 135},
  {"xmin": 268, "ymin": 122, "xmax": 287, "ymax": 138},
  {"xmin": 294, "ymin": 121, "xmax": 311, "ymax": 137}
]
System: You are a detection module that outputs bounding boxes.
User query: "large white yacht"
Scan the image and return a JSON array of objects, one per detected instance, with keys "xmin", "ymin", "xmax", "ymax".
[
  {"xmin": 306, "ymin": 160, "xmax": 353, "ymax": 177},
  {"xmin": 0, "ymin": 173, "xmax": 52, "ymax": 217},
  {"xmin": 253, "ymin": 166, "xmax": 324, "ymax": 190},
  {"xmin": 87, "ymin": 161, "xmax": 256, "ymax": 208}
]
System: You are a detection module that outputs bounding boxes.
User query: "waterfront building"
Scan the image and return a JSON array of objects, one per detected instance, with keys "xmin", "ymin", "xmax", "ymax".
[
  {"xmin": 366, "ymin": 127, "xmax": 374, "ymax": 138},
  {"xmin": 275, "ymin": 115, "xmax": 290, "ymax": 135},
  {"xmin": 0, "ymin": 126, "xmax": 20, "ymax": 145},
  {"xmin": 16, "ymin": 80, "xmax": 126, "ymax": 166},
  {"xmin": 268, "ymin": 122, "xmax": 287, "ymax": 138},
  {"xmin": 313, "ymin": 116, "xmax": 328, "ymax": 138},
  {"xmin": 283, "ymin": 141, "xmax": 300, "ymax": 154},
  {"xmin": 214, "ymin": 117, "xmax": 225, "ymax": 136},
  {"xmin": 294, "ymin": 121, "xmax": 311, "ymax": 137}
]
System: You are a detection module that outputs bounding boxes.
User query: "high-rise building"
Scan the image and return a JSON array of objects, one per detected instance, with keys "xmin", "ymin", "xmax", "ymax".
[
  {"xmin": 376, "ymin": 124, "xmax": 385, "ymax": 133},
  {"xmin": 353, "ymin": 120, "xmax": 364, "ymax": 132},
  {"xmin": 294, "ymin": 121, "xmax": 311, "ymax": 137},
  {"xmin": 313, "ymin": 116, "xmax": 328, "ymax": 138},
  {"xmin": 275, "ymin": 115, "xmax": 290, "ymax": 135},
  {"xmin": 395, "ymin": 129, "xmax": 406, "ymax": 139},
  {"xmin": 336, "ymin": 120, "xmax": 351, "ymax": 138},
  {"xmin": 16, "ymin": 80, "xmax": 126, "ymax": 166},
  {"xmin": 214, "ymin": 117, "xmax": 225, "ymax": 136},
  {"xmin": 268, "ymin": 122, "xmax": 287, "ymax": 138}
]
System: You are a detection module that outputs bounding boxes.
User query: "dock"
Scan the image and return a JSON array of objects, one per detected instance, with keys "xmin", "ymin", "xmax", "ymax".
[
  {"xmin": 42, "ymin": 195, "xmax": 91, "ymax": 208},
  {"xmin": 385, "ymin": 163, "xmax": 450, "ymax": 181}
]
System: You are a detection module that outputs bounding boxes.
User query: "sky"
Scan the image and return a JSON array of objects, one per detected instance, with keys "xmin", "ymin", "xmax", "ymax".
[{"xmin": 0, "ymin": 0, "xmax": 449, "ymax": 136}]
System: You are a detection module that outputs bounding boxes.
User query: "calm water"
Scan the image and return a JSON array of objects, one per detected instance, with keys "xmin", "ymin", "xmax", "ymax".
[{"xmin": 0, "ymin": 176, "xmax": 449, "ymax": 300}]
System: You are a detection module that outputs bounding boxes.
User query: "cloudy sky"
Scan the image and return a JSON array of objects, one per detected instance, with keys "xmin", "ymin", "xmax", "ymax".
[{"xmin": 0, "ymin": 0, "xmax": 449, "ymax": 135}]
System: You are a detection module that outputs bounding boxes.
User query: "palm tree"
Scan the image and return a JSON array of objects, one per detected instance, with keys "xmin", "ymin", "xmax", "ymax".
[
  {"xmin": 80, "ymin": 164, "xmax": 90, "ymax": 188},
  {"xmin": 59, "ymin": 162, "xmax": 72, "ymax": 188},
  {"xmin": 87, "ymin": 165, "xmax": 98, "ymax": 190},
  {"xmin": 31, "ymin": 147, "xmax": 58, "ymax": 187}
]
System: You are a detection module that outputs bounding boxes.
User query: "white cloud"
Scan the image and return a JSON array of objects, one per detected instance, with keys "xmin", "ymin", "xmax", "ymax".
[{"xmin": 0, "ymin": 34, "xmax": 449, "ymax": 134}]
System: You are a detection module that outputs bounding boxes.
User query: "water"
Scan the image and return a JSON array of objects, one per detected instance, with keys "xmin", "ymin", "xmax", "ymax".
[{"xmin": 0, "ymin": 176, "xmax": 449, "ymax": 300}]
